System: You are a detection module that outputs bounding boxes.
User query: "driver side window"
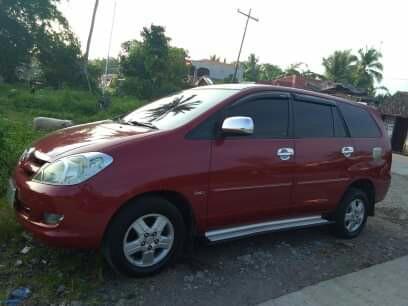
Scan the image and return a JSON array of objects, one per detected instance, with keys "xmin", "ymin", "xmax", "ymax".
[{"xmin": 225, "ymin": 98, "xmax": 289, "ymax": 138}]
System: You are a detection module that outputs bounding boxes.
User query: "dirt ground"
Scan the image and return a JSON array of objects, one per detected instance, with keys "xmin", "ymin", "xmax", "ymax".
[
  {"xmin": 2, "ymin": 160, "xmax": 407, "ymax": 306},
  {"xmin": 88, "ymin": 173, "xmax": 408, "ymax": 306}
]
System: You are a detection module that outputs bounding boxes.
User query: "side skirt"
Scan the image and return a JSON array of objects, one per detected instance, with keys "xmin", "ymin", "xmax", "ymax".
[{"xmin": 205, "ymin": 215, "xmax": 333, "ymax": 242}]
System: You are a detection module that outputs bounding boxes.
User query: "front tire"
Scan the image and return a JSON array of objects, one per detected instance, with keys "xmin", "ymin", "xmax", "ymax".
[
  {"xmin": 331, "ymin": 188, "xmax": 368, "ymax": 238},
  {"xmin": 103, "ymin": 196, "xmax": 186, "ymax": 277}
]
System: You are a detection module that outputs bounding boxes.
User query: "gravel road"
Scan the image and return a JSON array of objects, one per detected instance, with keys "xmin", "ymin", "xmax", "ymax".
[{"xmin": 93, "ymin": 172, "xmax": 408, "ymax": 306}]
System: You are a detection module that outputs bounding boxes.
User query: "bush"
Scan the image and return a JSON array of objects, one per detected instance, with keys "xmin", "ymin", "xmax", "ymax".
[
  {"xmin": 0, "ymin": 119, "xmax": 10, "ymax": 195},
  {"xmin": 0, "ymin": 114, "xmax": 42, "ymax": 195}
]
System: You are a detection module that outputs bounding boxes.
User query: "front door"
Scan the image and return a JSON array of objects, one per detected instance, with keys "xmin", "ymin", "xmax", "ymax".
[
  {"xmin": 292, "ymin": 95, "xmax": 352, "ymax": 215},
  {"xmin": 207, "ymin": 93, "xmax": 295, "ymax": 229}
]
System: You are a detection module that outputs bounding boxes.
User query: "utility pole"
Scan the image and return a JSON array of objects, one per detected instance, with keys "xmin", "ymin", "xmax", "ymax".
[
  {"xmin": 83, "ymin": 0, "xmax": 100, "ymax": 92},
  {"xmin": 85, "ymin": 0, "xmax": 99, "ymax": 62},
  {"xmin": 232, "ymin": 9, "xmax": 259, "ymax": 82}
]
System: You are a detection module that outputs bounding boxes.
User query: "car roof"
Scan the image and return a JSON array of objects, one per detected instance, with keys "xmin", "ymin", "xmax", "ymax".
[
  {"xmin": 194, "ymin": 83, "xmax": 371, "ymax": 110},
  {"xmin": 192, "ymin": 83, "xmax": 261, "ymax": 91}
]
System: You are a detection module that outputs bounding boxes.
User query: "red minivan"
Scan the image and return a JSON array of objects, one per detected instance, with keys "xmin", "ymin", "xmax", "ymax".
[{"xmin": 8, "ymin": 84, "xmax": 391, "ymax": 276}]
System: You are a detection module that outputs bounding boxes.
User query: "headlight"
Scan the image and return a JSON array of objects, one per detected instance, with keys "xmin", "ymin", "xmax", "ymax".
[{"xmin": 32, "ymin": 152, "xmax": 113, "ymax": 186}]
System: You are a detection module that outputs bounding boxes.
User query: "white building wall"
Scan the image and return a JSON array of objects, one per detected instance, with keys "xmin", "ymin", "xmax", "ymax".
[{"xmin": 191, "ymin": 60, "xmax": 244, "ymax": 81}]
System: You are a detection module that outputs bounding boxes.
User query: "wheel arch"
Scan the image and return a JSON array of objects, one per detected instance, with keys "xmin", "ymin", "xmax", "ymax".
[
  {"xmin": 344, "ymin": 178, "xmax": 376, "ymax": 216},
  {"xmin": 102, "ymin": 190, "xmax": 197, "ymax": 247}
]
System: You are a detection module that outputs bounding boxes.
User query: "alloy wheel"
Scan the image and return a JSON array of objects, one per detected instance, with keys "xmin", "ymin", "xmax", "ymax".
[
  {"xmin": 123, "ymin": 213, "xmax": 175, "ymax": 267},
  {"xmin": 344, "ymin": 199, "xmax": 365, "ymax": 233}
]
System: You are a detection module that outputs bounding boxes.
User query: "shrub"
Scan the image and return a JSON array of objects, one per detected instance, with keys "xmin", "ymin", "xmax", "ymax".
[{"xmin": 0, "ymin": 119, "xmax": 10, "ymax": 195}]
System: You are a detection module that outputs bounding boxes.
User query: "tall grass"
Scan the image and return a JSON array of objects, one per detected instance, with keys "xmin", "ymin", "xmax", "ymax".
[
  {"xmin": 0, "ymin": 84, "xmax": 145, "ymax": 303},
  {"xmin": 0, "ymin": 84, "xmax": 143, "ymax": 195}
]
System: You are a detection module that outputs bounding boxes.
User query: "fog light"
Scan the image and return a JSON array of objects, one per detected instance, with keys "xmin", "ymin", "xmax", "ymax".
[{"xmin": 43, "ymin": 213, "xmax": 64, "ymax": 225}]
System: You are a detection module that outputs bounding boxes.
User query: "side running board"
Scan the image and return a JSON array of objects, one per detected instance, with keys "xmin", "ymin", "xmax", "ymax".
[{"xmin": 205, "ymin": 216, "xmax": 332, "ymax": 242}]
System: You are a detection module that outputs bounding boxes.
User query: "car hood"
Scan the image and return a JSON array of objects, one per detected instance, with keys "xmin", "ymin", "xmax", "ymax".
[{"xmin": 32, "ymin": 120, "xmax": 154, "ymax": 160}]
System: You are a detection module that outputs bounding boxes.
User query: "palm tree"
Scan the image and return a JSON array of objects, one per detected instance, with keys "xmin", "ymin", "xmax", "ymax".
[
  {"xmin": 322, "ymin": 50, "xmax": 358, "ymax": 84},
  {"xmin": 243, "ymin": 54, "xmax": 260, "ymax": 81},
  {"xmin": 145, "ymin": 94, "xmax": 201, "ymax": 121},
  {"xmin": 284, "ymin": 62, "xmax": 307, "ymax": 76},
  {"xmin": 354, "ymin": 47, "xmax": 383, "ymax": 92},
  {"xmin": 209, "ymin": 55, "xmax": 221, "ymax": 62},
  {"xmin": 259, "ymin": 63, "xmax": 283, "ymax": 80},
  {"xmin": 302, "ymin": 70, "xmax": 326, "ymax": 81}
]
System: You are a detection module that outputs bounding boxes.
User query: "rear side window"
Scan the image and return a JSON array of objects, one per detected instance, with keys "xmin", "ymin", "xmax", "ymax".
[
  {"xmin": 339, "ymin": 103, "xmax": 381, "ymax": 138},
  {"xmin": 293, "ymin": 101, "xmax": 333, "ymax": 137},
  {"xmin": 226, "ymin": 98, "xmax": 289, "ymax": 138}
]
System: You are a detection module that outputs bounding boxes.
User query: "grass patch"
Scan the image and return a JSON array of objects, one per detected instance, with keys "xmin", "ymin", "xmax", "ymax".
[
  {"xmin": 0, "ymin": 84, "xmax": 144, "ymax": 303},
  {"xmin": 0, "ymin": 198, "xmax": 106, "ymax": 304},
  {"xmin": 0, "ymin": 83, "xmax": 144, "ymax": 194}
]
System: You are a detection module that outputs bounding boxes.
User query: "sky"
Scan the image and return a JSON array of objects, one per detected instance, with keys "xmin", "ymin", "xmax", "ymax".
[{"xmin": 58, "ymin": 0, "xmax": 408, "ymax": 93}]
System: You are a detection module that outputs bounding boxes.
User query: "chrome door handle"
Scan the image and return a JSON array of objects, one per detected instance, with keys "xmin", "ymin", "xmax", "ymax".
[
  {"xmin": 341, "ymin": 146, "xmax": 354, "ymax": 158},
  {"xmin": 277, "ymin": 148, "xmax": 294, "ymax": 161}
]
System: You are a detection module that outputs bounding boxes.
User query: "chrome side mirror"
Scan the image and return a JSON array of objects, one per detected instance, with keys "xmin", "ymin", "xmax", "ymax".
[{"xmin": 221, "ymin": 116, "xmax": 254, "ymax": 135}]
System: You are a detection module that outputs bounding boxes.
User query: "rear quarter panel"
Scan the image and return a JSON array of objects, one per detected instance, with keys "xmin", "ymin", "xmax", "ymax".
[{"xmin": 347, "ymin": 108, "xmax": 392, "ymax": 202}]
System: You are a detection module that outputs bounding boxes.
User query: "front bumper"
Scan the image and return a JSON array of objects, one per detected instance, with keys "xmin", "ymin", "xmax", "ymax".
[{"xmin": 11, "ymin": 167, "xmax": 117, "ymax": 249}]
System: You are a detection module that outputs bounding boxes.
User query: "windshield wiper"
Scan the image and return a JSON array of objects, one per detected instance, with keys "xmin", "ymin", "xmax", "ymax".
[{"xmin": 126, "ymin": 120, "xmax": 158, "ymax": 130}]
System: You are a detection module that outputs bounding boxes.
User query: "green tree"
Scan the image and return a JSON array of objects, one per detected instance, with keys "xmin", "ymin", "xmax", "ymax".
[
  {"xmin": 0, "ymin": 0, "xmax": 86, "ymax": 88},
  {"xmin": 284, "ymin": 62, "xmax": 307, "ymax": 76},
  {"xmin": 243, "ymin": 54, "xmax": 261, "ymax": 81},
  {"xmin": 120, "ymin": 25, "xmax": 188, "ymax": 99},
  {"xmin": 35, "ymin": 30, "xmax": 85, "ymax": 88},
  {"xmin": 88, "ymin": 57, "xmax": 120, "ymax": 90},
  {"xmin": 209, "ymin": 55, "xmax": 221, "ymax": 62},
  {"xmin": 354, "ymin": 47, "xmax": 383, "ymax": 94},
  {"xmin": 259, "ymin": 63, "xmax": 283, "ymax": 80},
  {"xmin": 0, "ymin": 0, "xmax": 63, "ymax": 81},
  {"xmin": 322, "ymin": 50, "xmax": 357, "ymax": 83},
  {"xmin": 89, "ymin": 57, "xmax": 120, "ymax": 76}
]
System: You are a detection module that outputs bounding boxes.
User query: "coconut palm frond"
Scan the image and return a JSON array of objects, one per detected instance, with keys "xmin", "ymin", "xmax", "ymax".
[{"xmin": 144, "ymin": 94, "xmax": 202, "ymax": 121}]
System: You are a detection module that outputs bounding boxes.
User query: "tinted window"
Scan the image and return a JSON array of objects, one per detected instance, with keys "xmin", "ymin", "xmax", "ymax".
[
  {"xmin": 187, "ymin": 114, "xmax": 220, "ymax": 139},
  {"xmin": 226, "ymin": 98, "xmax": 289, "ymax": 138},
  {"xmin": 333, "ymin": 107, "xmax": 348, "ymax": 137},
  {"xmin": 339, "ymin": 103, "xmax": 381, "ymax": 138},
  {"xmin": 294, "ymin": 101, "xmax": 333, "ymax": 137}
]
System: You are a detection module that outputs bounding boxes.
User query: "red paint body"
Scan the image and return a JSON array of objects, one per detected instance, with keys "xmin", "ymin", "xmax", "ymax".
[{"xmin": 12, "ymin": 85, "xmax": 392, "ymax": 249}]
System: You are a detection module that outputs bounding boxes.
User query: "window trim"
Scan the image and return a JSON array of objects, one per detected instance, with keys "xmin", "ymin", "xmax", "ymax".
[
  {"xmin": 293, "ymin": 94, "xmax": 335, "ymax": 106},
  {"xmin": 186, "ymin": 91, "xmax": 292, "ymax": 140},
  {"xmin": 331, "ymin": 106, "xmax": 351, "ymax": 138}
]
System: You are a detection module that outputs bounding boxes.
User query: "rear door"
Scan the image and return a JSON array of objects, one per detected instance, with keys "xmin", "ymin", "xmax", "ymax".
[
  {"xmin": 292, "ymin": 95, "xmax": 352, "ymax": 215},
  {"xmin": 337, "ymin": 103, "xmax": 389, "ymax": 196},
  {"xmin": 208, "ymin": 92, "xmax": 295, "ymax": 228}
]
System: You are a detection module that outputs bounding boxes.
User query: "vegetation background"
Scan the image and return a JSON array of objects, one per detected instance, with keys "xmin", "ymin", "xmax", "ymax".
[{"xmin": 0, "ymin": 84, "xmax": 142, "ymax": 303}]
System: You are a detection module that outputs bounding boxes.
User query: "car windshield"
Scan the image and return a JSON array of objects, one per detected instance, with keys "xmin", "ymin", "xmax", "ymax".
[{"xmin": 122, "ymin": 88, "xmax": 238, "ymax": 130}]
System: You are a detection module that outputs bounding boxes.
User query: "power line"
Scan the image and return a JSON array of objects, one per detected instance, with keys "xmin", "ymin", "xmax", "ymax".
[
  {"xmin": 386, "ymin": 78, "xmax": 408, "ymax": 81},
  {"xmin": 102, "ymin": 0, "xmax": 117, "ymax": 95},
  {"xmin": 104, "ymin": 0, "xmax": 117, "ymax": 76}
]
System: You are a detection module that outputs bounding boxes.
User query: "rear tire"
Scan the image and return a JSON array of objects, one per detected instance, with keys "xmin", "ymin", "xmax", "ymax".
[
  {"xmin": 103, "ymin": 196, "xmax": 186, "ymax": 277},
  {"xmin": 330, "ymin": 188, "xmax": 368, "ymax": 239}
]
